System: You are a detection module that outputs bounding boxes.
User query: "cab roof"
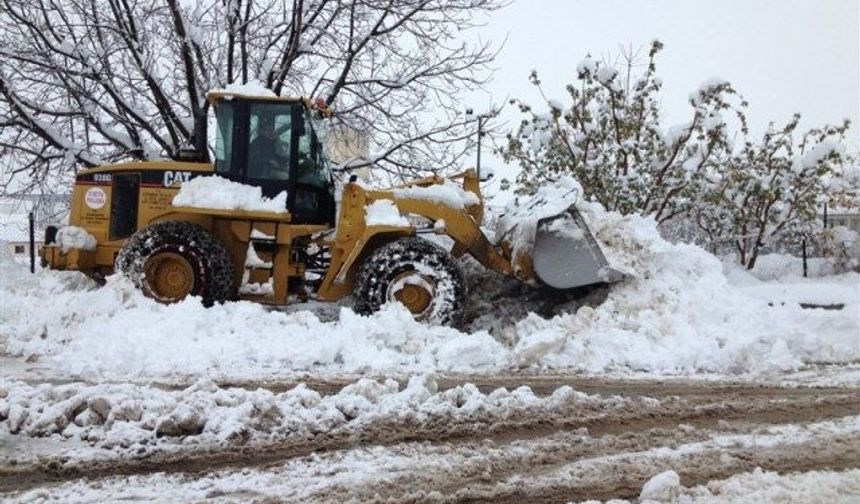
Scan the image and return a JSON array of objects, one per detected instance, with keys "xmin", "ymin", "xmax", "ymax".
[{"xmin": 206, "ymin": 90, "xmax": 307, "ymax": 107}]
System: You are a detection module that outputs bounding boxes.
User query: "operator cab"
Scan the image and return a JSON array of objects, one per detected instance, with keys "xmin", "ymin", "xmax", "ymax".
[{"xmin": 210, "ymin": 93, "xmax": 336, "ymax": 225}]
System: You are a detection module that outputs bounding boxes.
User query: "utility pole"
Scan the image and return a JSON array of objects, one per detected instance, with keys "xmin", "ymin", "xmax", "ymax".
[
  {"xmin": 477, "ymin": 114, "xmax": 485, "ymax": 180},
  {"xmin": 466, "ymin": 109, "xmax": 495, "ymax": 181}
]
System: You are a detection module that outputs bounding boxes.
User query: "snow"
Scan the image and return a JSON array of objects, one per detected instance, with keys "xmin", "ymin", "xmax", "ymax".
[
  {"xmin": 364, "ymin": 199, "xmax": 410, "ymax": 226},
  {"xmin": 640, "ymin": 469, "xmax": 681, "ymax": 501},
  {"xmin": 548, "ymin": 98, "xmax": 565, "ymax": 112},
  {"xmin": 0, "ymin": 374, "xmax": 597, "ymax": 453},
  {"xmin": 6, "ymin": 411, "xmax": 858, "ymax": 503},
  {"xmin": 583, "ymin": 468, "xmax": 860, "ymax": 504},
  {"xmin": 172, "ymin": 175, "xmax": 287, "ymax": 213},
  {"xmin": 794, "ymin": 139, "xmax": 844, "ymax": 172},
  {"xmin": 2, "ymin": 174, "xmax": 857, "ymax": 381},
  {"xmin": 733, "ymin": 253, "xmax": 836, "ymax": 280},
  {"xmin": 689, "ymin": 77, "xmax": 729, "ymax": 106},
  {"xmin": 663, "ymin": 122, "xmax": 693, "ymax": 147},
  {"xmin": 596, "ymin": 65, "xmax": 619, "ymax": 85},
  {"xmin": 244, "ymin": 243, "xmax": 272, "ymax": 268},
  {"xmin": 393, "ymin": 180, "xmax": 481, "ymax": 209},
  {"xmin": 210, "ymin": 79, "xmax": 276, "ymax": 98},
  {"xmin": 238, "ymin": 275, "xmax": 273, "ymax": 295},
  {"xmin": 54, "ymin": 226, "xmax": 97, "ymax": 253},
  {"xmin": 250, "ymin": 229, "xmax": 275, "ymax": 240},
  {"xmin": 576, "ymin": 56, "xmax": 597, "ymax": 77}
]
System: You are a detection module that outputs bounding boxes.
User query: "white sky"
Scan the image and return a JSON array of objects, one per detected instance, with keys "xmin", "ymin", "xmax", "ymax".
[{"xmin": 464, "ymin": 0, "xmax": 860, "ymax": 190}]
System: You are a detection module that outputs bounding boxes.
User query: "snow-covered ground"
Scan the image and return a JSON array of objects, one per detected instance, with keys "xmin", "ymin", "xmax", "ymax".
[
  {"xmin": 2, "ymin": 178, "xmax": 858, "ymax": 502},
  {"xmin": 596, "ymin": 467, "xmax": 860, "ymax": 504}
]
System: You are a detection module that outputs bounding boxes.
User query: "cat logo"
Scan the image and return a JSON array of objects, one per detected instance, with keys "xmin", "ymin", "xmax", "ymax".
[{"xmin": 163, "ymin": 171, "xmax": 193, "ymax": 187}]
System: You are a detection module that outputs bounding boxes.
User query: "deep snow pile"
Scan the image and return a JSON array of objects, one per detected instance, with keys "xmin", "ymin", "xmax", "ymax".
[
  {"xmin": 0, "ymin": 375, "xmax": 600, "ymax": 451},
  {"xmin": 494, "ymin": 177, "xmax": 858, "ymax": 373},
  {"xmin": 1, "ymin": 176, "xmax": 857, "ymax": 380}
]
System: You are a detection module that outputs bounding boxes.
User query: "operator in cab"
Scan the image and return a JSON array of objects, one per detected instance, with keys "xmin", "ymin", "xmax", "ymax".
[{"xmin": 248, "ymin": 111, "xmax": 291, "ymax": 180}]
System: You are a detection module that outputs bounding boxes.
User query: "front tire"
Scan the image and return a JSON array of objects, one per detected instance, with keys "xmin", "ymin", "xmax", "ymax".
[
  {"xmin": 116, "ymin": 221, "xmax": 235, "ymax": 306},
  {"xmin": 354, "ymin": 237, "xmax": 466, "ymax": 326}
]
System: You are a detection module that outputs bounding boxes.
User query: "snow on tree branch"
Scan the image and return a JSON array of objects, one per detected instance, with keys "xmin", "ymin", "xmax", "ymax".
[
  {"xmin": 0, "ymin": 0, "xmax": 505, "ymax": 193},
  {"xmin": 501, "ymin": 40, "xmax": 747, "ymax": 223}
]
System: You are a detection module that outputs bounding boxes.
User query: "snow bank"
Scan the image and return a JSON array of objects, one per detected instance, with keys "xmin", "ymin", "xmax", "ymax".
[
  {"xmin": 489, "ymin": 176, "xmax": 859, "ymax": 374},
  {"xmin": 0, "ymin": 376, "xmax": 594, "ymax": 451},
  {"xmin": 172, "ymin": 175, "xmax": 287, "ymax": 213},
  {"xmin": 0, "ymin": 256, "xmax": 505, "ymax": 379},
  {"xmin": 55, "ymin": 226, "xmax": 97, "ymax": 253},
  {"xmin": 2, "ymin": 174, "xmax": 857, "ymax": 380}
]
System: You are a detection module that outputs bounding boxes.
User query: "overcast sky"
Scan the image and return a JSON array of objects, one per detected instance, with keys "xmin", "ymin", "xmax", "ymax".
[{"xmin": 464, "ymin": 0, "xmax": 859, "ymax": 186}]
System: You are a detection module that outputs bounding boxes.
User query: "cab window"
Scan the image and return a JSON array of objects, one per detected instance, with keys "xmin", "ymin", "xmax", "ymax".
[
  {"xmin": 247, "ymin": 103, "xmax": 293, "ymax": 181},
  {"xmin": 296, "ymin": 111, "xmax": 332, "ymax": 188},
  {"xmin": 214, "ymin": 102, "xmax": 234, "ymax": 175}
]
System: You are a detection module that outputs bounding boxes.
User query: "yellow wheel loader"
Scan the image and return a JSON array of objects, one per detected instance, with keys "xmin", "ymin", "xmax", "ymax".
[{"xmin": 41, "ymin": 90, "xmax": 621, "ymax": 326}]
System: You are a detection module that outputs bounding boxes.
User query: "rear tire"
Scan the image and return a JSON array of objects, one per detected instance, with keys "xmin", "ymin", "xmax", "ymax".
[
  {"xmin": 354, "ymin": 237, "xmax": 466, "ymax": 326},
  {"xmin": 116, "ymin": 221, "xmax": 235, "ymax": 306}
]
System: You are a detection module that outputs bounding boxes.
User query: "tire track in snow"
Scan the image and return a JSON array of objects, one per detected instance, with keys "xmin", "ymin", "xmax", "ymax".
[
  {"xmin": 5, "ymin": 414, "xmax": 859, "ymax": 503},
  {"xmin": 450, "ymin": 426, "xmax": 859, "ymax": 504},
  {"xmin": 1, "ymin": 385, "xmax": 857, "ymax": 495}
]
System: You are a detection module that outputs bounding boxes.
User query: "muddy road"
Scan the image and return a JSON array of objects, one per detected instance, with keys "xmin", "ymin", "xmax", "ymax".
[{"xmin": 2, "ymin": 377, "xmax": 859, "ymax": 503}]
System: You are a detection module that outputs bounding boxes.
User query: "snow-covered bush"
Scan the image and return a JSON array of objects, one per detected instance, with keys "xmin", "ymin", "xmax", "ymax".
[
  {"xmin": 501, "ymin": 40, "xmax": 746, "ymax": 223},
  {"xmin": 820, "ymin": 225, "xmax": 860, "ymax": 273},
  {"xmin": 503, "ymin": 41, "xmax": 854, "ymax": 270},
  {"xmin": 694, "ymin": 115, "xmax": 851, "ymax": 269}
]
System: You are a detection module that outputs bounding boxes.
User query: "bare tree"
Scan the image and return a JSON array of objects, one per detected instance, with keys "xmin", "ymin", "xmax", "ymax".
[{"xmin": 0, "ymin": 0, "xmax": 505, "ymax": 193}]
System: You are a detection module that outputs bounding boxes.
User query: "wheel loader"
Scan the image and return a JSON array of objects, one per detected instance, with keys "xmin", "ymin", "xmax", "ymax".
[{"xmin": 40, "ymin": 90, "xmax": 621, "ymax": 326}]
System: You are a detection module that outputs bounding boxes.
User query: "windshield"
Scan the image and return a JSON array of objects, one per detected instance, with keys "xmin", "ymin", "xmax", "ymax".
[{"xmin": 247, "ymin": 103, "xmax": 293, "ymax": 181}]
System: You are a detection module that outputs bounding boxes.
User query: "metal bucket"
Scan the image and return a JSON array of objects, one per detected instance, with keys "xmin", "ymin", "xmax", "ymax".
[{"xmin": 531, "ymin": 206, "xmax": 625, "ymax": 290}]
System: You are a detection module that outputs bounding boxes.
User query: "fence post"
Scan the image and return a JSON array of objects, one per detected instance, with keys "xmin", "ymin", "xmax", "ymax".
[
  {"xmin": 801, "ymin": 238, "xmax": 808, "ymax": 278},
  {"xmin": 823, "ymin": 202, "xmax": 828, "ymax": 229},
  {"xmin": 28, "ymin": 211, "xmax": 35, "ymax": 274}
]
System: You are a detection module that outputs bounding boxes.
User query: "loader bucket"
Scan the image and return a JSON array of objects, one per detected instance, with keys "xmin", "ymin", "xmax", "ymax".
[{"xmin": 531, "ymin": 207, "xmax": 625, "ymax": 290}]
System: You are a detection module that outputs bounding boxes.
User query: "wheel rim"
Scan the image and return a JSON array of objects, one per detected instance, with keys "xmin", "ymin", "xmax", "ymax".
[
  {"xmin": 143, "ymin": 252, "xmax": 195, "ymax": 303},
  {"xmin": 388, "ymin": 271, "xmax": 435, "ymax": 320}
]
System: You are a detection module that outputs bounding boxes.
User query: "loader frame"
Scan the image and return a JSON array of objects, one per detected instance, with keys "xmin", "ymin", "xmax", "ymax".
[{"xmin": 42, "ymin": 161, "xmax": 519, "ymax": 307}]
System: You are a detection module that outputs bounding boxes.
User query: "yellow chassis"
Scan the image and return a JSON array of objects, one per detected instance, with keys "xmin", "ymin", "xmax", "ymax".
[{"xmin": 42, "ymin": 166, "xmax": 526, "ymax": 306}]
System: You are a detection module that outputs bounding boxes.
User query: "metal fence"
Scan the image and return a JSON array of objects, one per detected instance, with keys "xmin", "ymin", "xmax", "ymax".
[
  {"xmin": 658, "ymin": 206, "xmax": 858, "ymax": 277},
  {"xmin": 0, "ymin": 194, "xmax": 70, "ymax": 270}
]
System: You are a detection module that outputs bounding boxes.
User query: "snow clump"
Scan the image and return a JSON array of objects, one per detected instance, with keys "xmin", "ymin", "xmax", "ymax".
[
  {"xmin": 393, "ymin": 179, "xmax": 480, "ymax": 209},
  {"xmin": 54, "ymin": 226, "xmax": 97, "ymax": 253},
  {"xmin": 365, "ymin": 199, "xmax": 410, "ymax": 227},
  {"xmin": 173, "ymin": 175, "xmax": 287, "ymax": 213},
  {"xmin": 640, "ymin": 469, "xmax": 681, "ymax": 502}
]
